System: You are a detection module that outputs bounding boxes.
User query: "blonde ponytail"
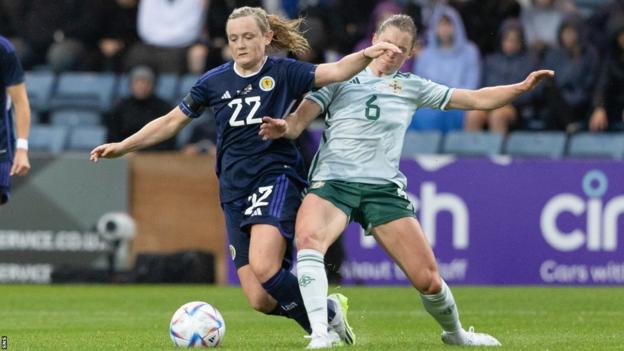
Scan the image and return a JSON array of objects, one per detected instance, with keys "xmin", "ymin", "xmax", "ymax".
[{"xmin": 228, "ymin": 7, "xmax": 310, "ymax": 56}]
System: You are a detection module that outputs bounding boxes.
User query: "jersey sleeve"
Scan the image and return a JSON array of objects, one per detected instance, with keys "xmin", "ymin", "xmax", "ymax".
[
  {"xmin": 409, "ymin": 75, "xmax": 454, "ymax": 111},
  {"xmin": 0, "ymin": 46, "xmax": 25, "ymax": 87},
  {"xmin": 304, "ymin": 83, "xmax": 338, "ymax": 114},
  {"xmin": 178, "ymin": 77, "xmax": 209, "ymax": 118},
  {"xmin": 285, "ymin": 58, "xmax": 316, "ymax": 96}
]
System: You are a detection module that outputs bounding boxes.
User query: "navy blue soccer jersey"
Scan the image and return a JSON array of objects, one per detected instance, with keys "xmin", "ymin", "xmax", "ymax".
[
  {"xmin": 179, "ymin": 56, "xmax": 316, "ymax": 203},
  {"xmin": 0, "ymin": 36, "xmax": 24, "ymax": 162}
]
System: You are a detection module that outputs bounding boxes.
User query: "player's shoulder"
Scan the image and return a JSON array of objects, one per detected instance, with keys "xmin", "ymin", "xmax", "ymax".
[
  {"xmin": 0, "ymin": 36, "xmax": 17, "ymax": 55},
  {"xmin": 197, "ymin": 61, "xmax": 233, "ymax": 84}
]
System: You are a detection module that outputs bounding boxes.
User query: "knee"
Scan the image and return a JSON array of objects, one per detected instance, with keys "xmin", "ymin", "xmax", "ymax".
[
  {"xmin": 295, "ymin": 227, "xmax": 325, "ymax": 251},
  {"xmin": 249, "ymin": 260, "xmax": 279, "ymax": 284},
  {"xmin": 414, "ymin": 268, "xmax": 443, "ymax": 295}
]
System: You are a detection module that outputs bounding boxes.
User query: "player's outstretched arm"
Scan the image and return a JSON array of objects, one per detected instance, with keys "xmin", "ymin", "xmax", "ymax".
[
  {"xmin": 90, "ymin": 107, "xmax": 191, "ymax": 162},
  {"xmin": 447, "ymin": 70, "xmax": 555, "ymax": 110},
  {"xmin": 313, "ymin": 42, "xmax": 401, "ymax": 88},
  {"xmin": 259, "ymin": 99, "xmax": 322, "ymax": 140},
  {"xmin": 7, "ymin": 82, "xmax": 31, "ymax": 176}
]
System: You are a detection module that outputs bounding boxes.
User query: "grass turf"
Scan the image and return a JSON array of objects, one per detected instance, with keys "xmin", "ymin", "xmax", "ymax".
[{"xmin": 0, "ymin": 285, "xmax": 622, "ymax": 350}]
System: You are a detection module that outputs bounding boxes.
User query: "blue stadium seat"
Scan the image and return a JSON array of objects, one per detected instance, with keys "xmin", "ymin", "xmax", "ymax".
[
  {"xmin": 402, "ymin": 131, "xmax": 442, "ymax": 156},
  {"xmin": 28, "ymin": 124, "xmax": 69, "ymax": 154},
  {"xmin": 116, "ymin": 73, "xmax": 179, "ymax": 103},
  {"xmin": 67, "ymin": 126, "xmax": 107, "ymax": 151},
  {"xmin": 442, "ymin": 131, "xmax": 503, "ymax": 156},
  {"xmin": 568, "ymin": 132, "xmax": 624, "ymax": 159},
  {"xmin": 505, "ymin": 131, "xmax": 567, "ymax": 159},
  {"xmin": 177, "ymin": 74, "xmax": 200, "ymax": 102},
  {"xmin": 25, "ymin": 71, "xmax": 55, "ymax": 112},
  {"xmin": 49, "ymin": 72, "xmax": 116, "ymax": 112},
  {"xmin": 50, "ymin": 109, "xmax": 102, "ymax": 127}
]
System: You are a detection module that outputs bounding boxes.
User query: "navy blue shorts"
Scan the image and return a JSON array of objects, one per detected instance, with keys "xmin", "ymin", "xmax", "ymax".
[
  {"xmin": 222, "ymin": 173, "xmax": 303, "ymax": 270},
  {"xmin": 0, "ymin": 161, "xmax": 11, "ymax": 205}
]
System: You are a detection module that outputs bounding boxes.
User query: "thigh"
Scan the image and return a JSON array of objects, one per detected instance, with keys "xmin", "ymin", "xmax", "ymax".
[
  {"xmin": 0, "ymin": 161, "xmax": 11, "ymax": 205},
  {"xmin": 248, "ymin": 224, "xmax": 288, "ymax": 282},
  {"xmin": 372, "ymin": 217, "xmax": 440, "ymax": 292},
  {"xmin": 222, "ymin": 199, "xmax": 252, "ymax": 269},
  {"xmin": 296, "ymin": 193, "xmax": 349, "ymax": 253}
]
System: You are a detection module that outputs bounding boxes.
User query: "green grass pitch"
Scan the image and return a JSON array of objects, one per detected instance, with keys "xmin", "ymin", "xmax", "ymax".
[{"xmin": 0, "ymin": 285, "xmax": 622, "ymax": 350}]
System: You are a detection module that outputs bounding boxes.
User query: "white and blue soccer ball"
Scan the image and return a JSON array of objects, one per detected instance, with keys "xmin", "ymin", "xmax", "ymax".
[{"xmin": 169, "ymin": 301, "xmax": 226, "ymax": 348}]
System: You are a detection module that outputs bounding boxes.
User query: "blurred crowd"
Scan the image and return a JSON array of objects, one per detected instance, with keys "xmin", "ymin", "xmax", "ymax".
[{"xmin": 2, "ymin": 0, "xmax": 624, "ymax": 143}]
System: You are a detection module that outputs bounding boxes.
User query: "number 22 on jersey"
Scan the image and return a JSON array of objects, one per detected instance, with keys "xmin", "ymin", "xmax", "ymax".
[{"xmin": 228, "ymin": 96, "xmax": 262, "ymax": 127}]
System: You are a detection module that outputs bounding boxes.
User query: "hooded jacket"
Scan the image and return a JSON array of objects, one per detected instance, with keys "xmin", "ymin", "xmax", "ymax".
[{"xmin": 412, "ymin": 5, "xmax": 480, "ymax": 89}]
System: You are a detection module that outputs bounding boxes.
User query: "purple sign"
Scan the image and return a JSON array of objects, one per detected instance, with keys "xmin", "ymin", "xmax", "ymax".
[{"xmin": 228, "ymin": 157, "xmax": 624, "ymax": 285}]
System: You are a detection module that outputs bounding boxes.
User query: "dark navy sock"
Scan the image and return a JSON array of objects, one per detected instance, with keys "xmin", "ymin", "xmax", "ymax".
[{"xmin": 262, "ymin": 268, "xmax": 311, "ymax": 333}]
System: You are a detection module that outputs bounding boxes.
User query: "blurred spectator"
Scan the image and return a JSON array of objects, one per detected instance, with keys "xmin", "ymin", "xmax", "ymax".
[
  {"xmin": 589, "ymin": 21, "xmax": 624, "ymax": 132},
  {"xmin": 181, "ymin": 116, "xmax": 218, "ymax": 156},
  {"xmin": 106, "ymin": 66, "xmax": 177, "ymax": 151},
  {"xmin": 520, "ymin": 0, "xmax": 577, "ymax": 58},
  {"xmin": 19, "ymin": 0, "xmax": 100, "ymax": 71},
  {"xmin": 354, "ymin": 1, "xmax": 415, "ymax": 71},
  {"xmin": 324, "ymin": 0, "xmax": 379, "ymax": 57},
  {"xmin": 450, "ymin": 0, "xmax": 521, "ymax": 56},
  {"xmin": 534, "ymin": 16, "xmax": 599, "ymax": 132},
  {"xmin": 409, "ymin": 5, "xmax": 481, "ymax": 132},
  {"xmin": 93, "ymin": 0, "xmax": 138, "ymax": 72},
  {"xmin": 465, "ymin": 19, "xmax": 536, "ymax": 134},
  {"xmin": 124, "ymin": 0, "xmax": 207, "ymax": 73},
  {"xmin": 587, "ymin": 0, "xmax": 624, "ymax": 58}
]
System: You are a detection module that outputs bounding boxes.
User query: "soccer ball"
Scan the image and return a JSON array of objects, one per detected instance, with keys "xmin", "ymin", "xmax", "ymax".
[{"xmin": 169, "ymin": 301, "xmax": 226, "ymax": 348}]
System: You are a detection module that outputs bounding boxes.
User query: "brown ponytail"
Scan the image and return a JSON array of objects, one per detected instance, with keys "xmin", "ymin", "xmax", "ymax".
[{"xmin": 228, "ymin": 7, "xmax": 311, "ymax": 56}]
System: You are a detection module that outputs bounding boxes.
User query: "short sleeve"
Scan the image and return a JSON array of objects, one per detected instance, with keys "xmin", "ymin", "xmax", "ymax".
[
  {"xmin": 304, "ymin": 84, "xmax": 338, "ymax": 114},
  {"xmin": 410, "ymin": 75, "xmax": 453, "ymax": 111},
  {"xmin": 0, "ymin": 46, "xmax": 24, "ymax": 87},
  {"xmin": 178, "ymin": 77, "xmax": 210, "ymax": 118},
  {"xmin": 284, "ymin": 58, "xmax": 316, "ymax": 96}
]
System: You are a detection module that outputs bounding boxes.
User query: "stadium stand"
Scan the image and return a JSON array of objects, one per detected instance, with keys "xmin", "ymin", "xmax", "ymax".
[
  {"xmin": 567, "ymin": 132, "xmax": 624, "ymax": 159},
  {"xmin": 505, "ymin": 131, "xmax": 567, "ymax": 159},
  {"xmin": 117, "ymin": 73, "xmax": 180, "ymax": 104},
  {"xmin": 442, "ymin": 131, "xmax": 503, "ymax": 157},
  {"xmin": 48, "ymin": 72, "xmax": 117, "ymax": 112},
  {"xmin": 50, "ymin": 109, "xmax": 102, "ymax": 127},
  {"xmin": 402, "ymin": 131, "xmax": 443, "ymax": 156},
  {"xmin": 28, "ymin": 124, "xmax": 69, "ymax": 154},
  {"xmin": 24, "ymin": 71, "xmax": 55, "ymax": 113},
  {"xmin": 67, "ymin": 125, "xmax": 107, "ymax": 151}
]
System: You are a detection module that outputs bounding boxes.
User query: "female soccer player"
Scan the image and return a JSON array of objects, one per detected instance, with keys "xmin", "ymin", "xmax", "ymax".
[
  {"xmin": 90, "ymin": 6, "xmax": 398, "ymax": 344},
  {"xmin": 1, "ymin": 35, "xmax": 31, "ymax": 206},
  {"xmin": 260, "ymin": 14, "xmax": 554, "ymax": 348}
]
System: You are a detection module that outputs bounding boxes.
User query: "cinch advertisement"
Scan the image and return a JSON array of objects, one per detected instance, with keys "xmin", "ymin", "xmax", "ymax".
[{"xmin": 228, "ymin": 157, "xmax": 624, "ymax": 286}]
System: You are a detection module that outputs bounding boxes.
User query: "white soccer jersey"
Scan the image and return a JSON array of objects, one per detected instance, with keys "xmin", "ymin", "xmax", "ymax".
[{"xmin": 306, "ymin": 67, "xmax": 453, "ymax": 188}]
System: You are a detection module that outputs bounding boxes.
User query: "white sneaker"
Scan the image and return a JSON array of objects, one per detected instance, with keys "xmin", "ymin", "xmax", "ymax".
[
  {"xmin": 305, "ymin": 330, "xmax": 342, "ymax": 349},
  {"xmin": 328, "ymin": 293, "xmax": 355, "ymax": 345},
  {"xmin": 442, "ymin": 326, "xmax": 501, "ymax": 347}
]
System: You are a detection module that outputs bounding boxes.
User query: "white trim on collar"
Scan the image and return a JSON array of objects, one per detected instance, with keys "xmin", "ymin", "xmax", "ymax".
[{"xmin": 233, "ymin": 56, "xmax": 268, "ymax": 78}]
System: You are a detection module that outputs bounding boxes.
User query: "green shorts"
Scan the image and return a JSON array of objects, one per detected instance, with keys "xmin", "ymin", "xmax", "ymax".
[{"xmin": 307, "ymin": 180, "xmax": 416, "ymax": 234}]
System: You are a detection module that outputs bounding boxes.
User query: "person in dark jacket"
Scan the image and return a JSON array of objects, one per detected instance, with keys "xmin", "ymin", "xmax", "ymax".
[
  {"xmin": 536, "ymin": 15, "xmax": 599, "ymax": 131},
  {"xmin": 106, "ymin": 66, "xmax": 176, "ymax": 151},
  {"xmin": 465, "ymin": 19, "xmax": 537, "ymax": 133},
  {"xmin": 589, "ymin": 21, "xmax": 624, "ymax": 132}
]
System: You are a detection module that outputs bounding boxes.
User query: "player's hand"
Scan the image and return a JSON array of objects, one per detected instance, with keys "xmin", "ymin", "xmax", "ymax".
[
  {"xmin": 362, "ymin": 42, "xmax": 402, "ymax": 59},
  {"xmin": 90, "ymin": 143, "xmax": 126, "ymax": 162},
  {"xmin": 259, "ymin": 117, "xmax": 288, "ymax": 140},
  {"xmin": 522, "ymin": 70, "xmax": 555, "ymax": 91},
  {"xmin": 10, "ymin": 149, "xmax": 30, "ymax": 176}
]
